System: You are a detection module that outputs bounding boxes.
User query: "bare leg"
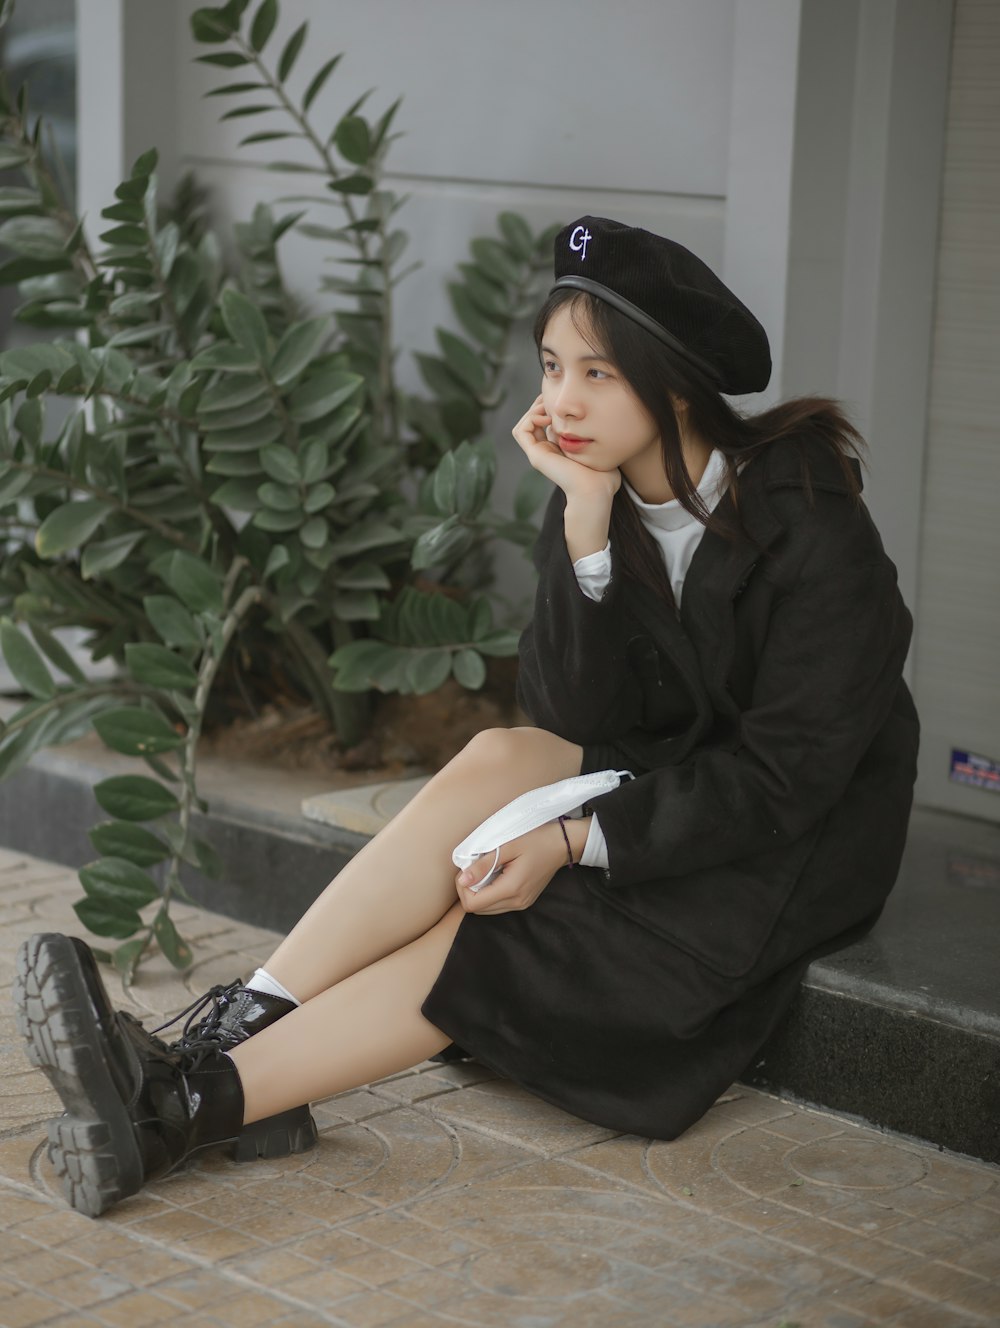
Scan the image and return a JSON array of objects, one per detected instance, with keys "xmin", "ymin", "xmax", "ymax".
[
  {"xmin": 230, "ymin": 904, "xmax": 465, "ymax": 1122},
  {"xmin": 264, "ymin": 727, "xmax": 583, "ymax": 1000}
]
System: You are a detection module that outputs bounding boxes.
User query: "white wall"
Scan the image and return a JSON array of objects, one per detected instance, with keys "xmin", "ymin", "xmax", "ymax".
[
  {"xmin": 77, "ymin": 3, "xmax": 973, "ymax": 789},
  {"xmin": 911, "ymin": 0, "xmax": 1000, "ymax": 825}
]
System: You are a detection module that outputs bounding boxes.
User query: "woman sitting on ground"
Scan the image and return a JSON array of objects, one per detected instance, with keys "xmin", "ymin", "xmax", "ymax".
[{"xmin": 16, "ymin": 215, "xmax": 919, "ymax": 1219}]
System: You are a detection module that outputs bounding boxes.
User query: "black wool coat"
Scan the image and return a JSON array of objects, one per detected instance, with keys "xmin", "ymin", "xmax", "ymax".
[{"xmin": 516, "ymin": 436, "xmax": 920, "ymax": 1037}]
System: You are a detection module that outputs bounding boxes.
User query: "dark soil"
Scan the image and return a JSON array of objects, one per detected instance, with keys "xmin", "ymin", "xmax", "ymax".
[{"xmin": 200, "ymin": 657, "xmax": 525, "ymax": 779}]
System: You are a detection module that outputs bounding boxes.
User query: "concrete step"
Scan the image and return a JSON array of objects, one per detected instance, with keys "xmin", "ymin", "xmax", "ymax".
[{"xmin": 1, "ymin": 739, "xmax": 997, "ymax": 1163}]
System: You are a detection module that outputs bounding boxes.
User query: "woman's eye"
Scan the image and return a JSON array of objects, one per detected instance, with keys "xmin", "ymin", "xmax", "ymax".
[
  {"xmin": 587, "ymin": 367, "xmax": 610, "ymax": 380},
  {"xmin": 541, "ymin": 359, "xmax": 559, "ymax": 374}
]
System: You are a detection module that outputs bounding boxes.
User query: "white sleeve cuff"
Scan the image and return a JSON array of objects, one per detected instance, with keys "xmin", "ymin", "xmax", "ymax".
[
  {"xmin": 572, "ymin": 542, "xmax": 612, "ymax": 602},
  {"xmin": 579, "ymin": 814, "xmax": 610, "ymax": 870}
]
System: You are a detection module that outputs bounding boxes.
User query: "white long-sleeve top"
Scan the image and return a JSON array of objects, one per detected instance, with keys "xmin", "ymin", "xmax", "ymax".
[{"xmin": 573, "ymin": 449, "xmax": 730, "ymax": 869}]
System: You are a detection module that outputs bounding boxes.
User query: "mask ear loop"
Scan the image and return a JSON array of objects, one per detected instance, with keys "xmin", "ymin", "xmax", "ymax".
[{"xmin": 467, "ymin": 846, "xmax": 502, "ymax": 894}]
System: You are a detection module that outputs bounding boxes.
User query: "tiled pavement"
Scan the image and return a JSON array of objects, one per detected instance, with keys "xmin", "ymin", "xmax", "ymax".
[{"xmin": 1, "ymin": 846, "xmax": 998, "ymax": 1328}]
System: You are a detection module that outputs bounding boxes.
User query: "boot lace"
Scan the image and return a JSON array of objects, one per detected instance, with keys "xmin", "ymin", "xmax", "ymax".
[{"xmin": 150, "ymin": 981, "xmax": 243, "ymax": 1060}]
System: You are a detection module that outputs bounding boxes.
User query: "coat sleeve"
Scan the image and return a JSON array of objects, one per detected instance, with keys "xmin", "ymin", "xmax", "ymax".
[
  {"xmin": 516, "ymin": 490, "xmax": 644, "ymax": 743},
  {"xmin": 588, "ymin": 502, "xmax": 914, "ymax": 886}
]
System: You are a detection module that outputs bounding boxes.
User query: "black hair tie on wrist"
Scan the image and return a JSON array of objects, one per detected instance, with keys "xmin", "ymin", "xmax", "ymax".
[{"xmin": 557, "ymin": 816, "xmax": 576, "ymax": 868}]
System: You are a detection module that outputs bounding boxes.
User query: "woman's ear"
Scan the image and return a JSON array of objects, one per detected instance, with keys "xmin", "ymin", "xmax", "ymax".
[{"xmin": 669, "ymin": 393, "xmax": 689, "ymax": 416}]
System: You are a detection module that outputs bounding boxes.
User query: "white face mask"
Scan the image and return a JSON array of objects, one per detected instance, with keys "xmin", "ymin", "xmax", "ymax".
[{"xmin": 453, "ymin": 769, "xmax": 633, "ymax": 891}]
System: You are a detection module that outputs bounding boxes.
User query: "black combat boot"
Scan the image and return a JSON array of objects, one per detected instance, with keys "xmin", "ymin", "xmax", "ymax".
[
  {"xmin": 153, "ymin": 979, "xmax": 317, "ymax": 1162},
  {"xmin": 17, "ymin": 934, "xmax": 316, "ymax": 1165},
  {"xmin": 15, "ymin": 932, "xmax": 254, "ymax": 1218}
]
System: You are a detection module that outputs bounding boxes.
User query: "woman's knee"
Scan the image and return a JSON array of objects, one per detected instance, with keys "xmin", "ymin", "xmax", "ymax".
[{"xmin": 449, "ymin": 725, "xmax": 580, "ymax": 778}]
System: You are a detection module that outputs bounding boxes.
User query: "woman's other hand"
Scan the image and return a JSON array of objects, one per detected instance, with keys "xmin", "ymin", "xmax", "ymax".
[{"xmin": 455, "ymin": 818, "xmax": 590, "ymax": 916}]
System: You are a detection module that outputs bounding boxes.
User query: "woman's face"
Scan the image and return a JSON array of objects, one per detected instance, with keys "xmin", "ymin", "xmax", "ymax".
[{"xmin": 538, "ymin": 304, "xmax": 665, "ymax": 494}]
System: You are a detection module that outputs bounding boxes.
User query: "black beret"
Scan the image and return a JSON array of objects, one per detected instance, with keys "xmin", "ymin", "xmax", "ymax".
[{"xmin": 551, "ymin": 215, "xmax": 771, "ymax": 395}]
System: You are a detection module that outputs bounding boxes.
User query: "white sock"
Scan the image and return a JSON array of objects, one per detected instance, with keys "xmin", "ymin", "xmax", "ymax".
[{"xmin": 245, "ymin": 967, "xmax": 301, "ymax": 1006}]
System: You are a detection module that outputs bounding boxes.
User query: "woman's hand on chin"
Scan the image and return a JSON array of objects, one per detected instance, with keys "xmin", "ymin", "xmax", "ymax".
[{"xmin": 512, "ymin": 396, "xmax": 621, "ymax": 504}]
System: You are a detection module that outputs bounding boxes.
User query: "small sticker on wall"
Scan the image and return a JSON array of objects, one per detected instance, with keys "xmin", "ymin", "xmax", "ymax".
[{"xmin": 950, "ymin": 748, "xmax": 1000, "ymax": 794}]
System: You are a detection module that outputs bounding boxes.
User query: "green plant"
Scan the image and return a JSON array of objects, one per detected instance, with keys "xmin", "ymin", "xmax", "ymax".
[{"xmin": 0, "ymin": 0, "xmax": 557, "ymax": 980}]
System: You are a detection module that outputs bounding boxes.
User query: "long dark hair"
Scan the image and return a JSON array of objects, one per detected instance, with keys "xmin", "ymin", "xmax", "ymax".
[{"xmin": 533, "ymin": 288, "xmax": 866, "ymax": 606}]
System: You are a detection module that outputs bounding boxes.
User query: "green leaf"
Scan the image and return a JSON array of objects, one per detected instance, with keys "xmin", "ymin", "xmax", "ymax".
[
  {"xmin": 219, "ymin": 104, "xmax": 278, "ymax": 121},
  {"xmin": 432, "ymin": 453, "xmax": 458, "ymax": 513},
  {"xmin": 160, "ymin": 551, "xmax": 224, "ymax": 614},
  {"xmin": 288, "ymin": 370, "xmax": 362, "ymax": 423},
  {"xmin": 278, "ymin": 20, "xmax": 308, "ymax": 79},
  {"xmin": 436, "ymin": 329, "xmax": 486, "ymax": 394},
  {"xmin": 414, "ymin": 352, "xmax": 465, "ymax": 402},
  {"xmin": 258, "ymin": 480, "xmax": 301, "ymax": 511},
  {"xmin": 197, "ymin": 394, "xmax": 274, "ymax": 430},
  {"xmin": 303, "ymin": 53, "xmax": 342, "ymax": 111},
  {"xmin": 29, "ymin": 624, "xmax": 87, "ymax": 685},
  {"xmin": 264, "ymin": 544, "xmax": 290, "ymax": 578},
  {"xmin": 406, "ymin": 649, "xmax": 452, "ymax": 696},
  {"xmin": 79, "ymin": 856, "xmax": 161, "ymax": 909},
  {"xmin": 329, "ymin": 518, "xmax": 402, "ymax": 558},
  {"xmin": 143, "ymin": 595, "xmax": 203, "ymax": 648},
  {"xmin": 449, "ymin": 284, "xmax": 504, "ymax": 349},
  {"xmin": 325, "ymin": 173, "xmax": 373, "ymax": 196},
  {"xmin": 204, "ymin": 79, "xmax": 269, "ymax": 97},
  {"xmin": 334, "ymin": 114, "xmax": 371, "ymax": 165},
  {"xmin": 453, "ymin": 647, "xmax": 487, "ymax": 690},
  {"xmin": 259, "ymin": 443, "xmax": 301, "ymax": 483},
  {"xmin": 195, "ymin": 51, "xmax": 252, "ymax": 67},
  {"xmin": 190, "ymin": 6, "xmax": 236, "ymax": 42},
  {"xmin": 303, "ymin": 481, "xmax": 335, "ymax": 513},
  {"xmin": 476, "ymin": 628, "xmax": 520, "ymax": 657},
  {"xmin": 270, "ymin": 315, "xmax": 331, "ymax": 386},
  {"xmin": 335, "ymin": 561, "xmax": 390, "ymax": 591},
  {"xmin": 113, "ymin": 937, "xmax": 147, "ymax": 983},
  {"xmin": 81, "ymin": 531, "xmax": 144, "ymax": 580},
  {"xmin": 497, "ymin": 211, "xmax": 534, "ymax": 262},
  {"xmin": 94, "ymin": 774, "xmax": 180, "ymax": 821},
  {"xmin": 0, "ymin": 145, "xmax": 30, "ymax": 170},
  {"xmin": 331, "ymin": 589, "xmax": 378, "ymax": 620},
  {"xmin": 198, "ymin": 376, "xmax": 270, "ymax": 413},
  {"xmin": 253, "ymin": 507, "xmax": 303, "ymax": 532},
  {"xmin": 470, "ymin": 236, "xmax": 522, "ymax": 286},
  {"xmin": 73, "ymin": 895, "xmax": 143, "ymax": 940},
  {"xmin": 124, "ymin": 643, "xmax": 199, "ymax": 691},
  {"xmin": 0, "ymin": 215, "xmax": 70, "ymax": 259},
  {"xmin": 0, "ymin": 620, "xmax": 56, "ymax": 699},
  {"xmin": 190, "ymin": 343, "xmax": 258, "ymax": 372},
  {"xmin": 93, "ymin": 706, "xmax": 185, "ymax": 756},
  {"xmin": 154, "ymin": 907, "xmax": 193, "ymax": 970},
  {"xmin": 514, "ymin": 466, "xmax": 549, "ymax": 520},
  {"xmin": 250, "ymin": 0, "xmax": 277, "ymax": 50},
  {"xmin": 203, "ymin": 417, "xmax": 284, "ymax": 451},
  {"xmin": 220, "ymin": 287, "xmax": 270, "ymax": 360},
  {"xmin": 210, "ymin": 478, "xmax": 261, "ymax": 510},
  {"xmin": 412, "ymin": 514, "xmax": 468, "ymax": 571},
  {"xmin": 35, "ymin": 499, "xmax": 113, "ymax": 558},
  {"xmin": 300, "ymin": 516, "xmax": 327, "ymax": 549},
  {"xmin": 89, "ymin": 821, "xmax": 170, "ymax": 867},
  {"xmin": 192, "ymin": 835, "xmax": 224, "ymax": 878}
]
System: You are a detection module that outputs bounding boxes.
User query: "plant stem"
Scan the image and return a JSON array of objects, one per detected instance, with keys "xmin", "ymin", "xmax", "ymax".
[
  {"xmin": 162, "ymin": 583, "xmax": 261, "ymax": 906},
  {"xmin": 6, "ymin": 460, "xmax": 204, "ymax": 551}
]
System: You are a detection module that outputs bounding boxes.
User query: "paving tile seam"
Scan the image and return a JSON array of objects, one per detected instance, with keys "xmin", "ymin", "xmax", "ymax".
[{"xmin": 5, "ymin": 1183, "xmax": 389, "ymax": 1328}]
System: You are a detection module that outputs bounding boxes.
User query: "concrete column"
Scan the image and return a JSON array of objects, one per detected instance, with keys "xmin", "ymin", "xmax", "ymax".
[
  {"xmin": 723, "ymin": 0, "xmax": 803, "ymax": 408},
  {"xmin": 76, "ymin": 0, "xmax": 179, "ymax": 231},
  {"xmin": 782, "ymin": 0, "xmax": 953, "ymax": 613}
]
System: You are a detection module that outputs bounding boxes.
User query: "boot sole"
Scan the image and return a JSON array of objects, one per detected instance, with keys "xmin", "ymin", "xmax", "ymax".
[
  {"xmin": 14, "ymin": 934, "xmax": 146, "ymax": 1218},
  {"xmin": 234, "ymin": 1107, "xmax": 318, "ymax": 1162}
]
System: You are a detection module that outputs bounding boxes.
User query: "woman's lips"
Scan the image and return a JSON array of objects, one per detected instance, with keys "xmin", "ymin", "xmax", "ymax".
[{"xmin": 558, "ymin": 434, "xmax": 593, "ymax": 451}]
